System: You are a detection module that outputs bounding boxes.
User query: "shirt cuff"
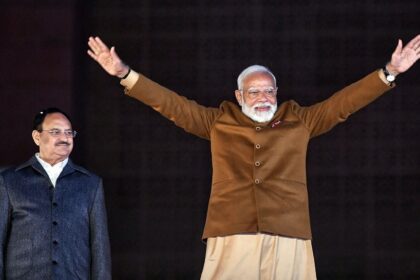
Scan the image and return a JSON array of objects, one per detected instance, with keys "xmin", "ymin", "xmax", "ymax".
[{"xmin": 120, "ymin": 69, "xmax": 140, "ymax": 90}]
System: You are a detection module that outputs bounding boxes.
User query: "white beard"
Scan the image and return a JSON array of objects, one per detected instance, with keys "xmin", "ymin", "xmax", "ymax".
[{"xmin": 241, "ymin": 101, "xmax": 277, "ymax": 123}]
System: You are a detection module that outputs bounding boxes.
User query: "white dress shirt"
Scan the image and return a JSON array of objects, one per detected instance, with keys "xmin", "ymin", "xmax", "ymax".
[{"xmin": 35, "ymin": 153, "xmax": 68, "ymax": 187}]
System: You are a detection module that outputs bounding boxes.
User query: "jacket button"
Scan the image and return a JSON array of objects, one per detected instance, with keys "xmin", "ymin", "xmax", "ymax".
[
  {"xmin": 52, "ymin": 202, "xmax": 58, "ymax": 207},
  {"xmin": 255, "ymin": 179, "xmax": 261, "ymax": 184},
  {"xmin": 255, "ymin": 144, "xmax": 261, "ymax": 149},
  {"xmin": 53, "ymin": 240, "xmax": 58, "ymax": 245},
  {"xmin": 255, "ymin": 161, "xmax": 261, "ymax": 167},
  {"xmin": 53, "ymin": 221, "xmax": 58, "ymax": 225},
  {"xmin": 52, "ymin": 260, "xmax": 58, "ymax": 265}
]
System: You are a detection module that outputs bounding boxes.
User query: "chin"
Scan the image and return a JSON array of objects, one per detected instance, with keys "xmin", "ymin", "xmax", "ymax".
[{"xmin": 242, "ymin": 103, "xmax": 277, "ymax": 123}]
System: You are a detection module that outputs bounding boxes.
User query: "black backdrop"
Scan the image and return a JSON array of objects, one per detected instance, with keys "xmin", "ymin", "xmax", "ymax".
[{"xmin": 1, "ymin": 0, "xmax": 419, "ymax": 279}]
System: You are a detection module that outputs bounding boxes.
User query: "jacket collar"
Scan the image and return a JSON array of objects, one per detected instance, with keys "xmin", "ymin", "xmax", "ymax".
[{"xmin": 15, "ymin": 155, "xmax": 90, "ymax": 178}]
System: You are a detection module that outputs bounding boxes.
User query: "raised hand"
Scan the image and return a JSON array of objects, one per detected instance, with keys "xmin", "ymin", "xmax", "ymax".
[
  {"xmin": 387, "ymin": 34, "xmax": 420, "ymax": 75},
  {"xmin": 87, "ymin": 36, "xmax": 130, "ymax": 78}
]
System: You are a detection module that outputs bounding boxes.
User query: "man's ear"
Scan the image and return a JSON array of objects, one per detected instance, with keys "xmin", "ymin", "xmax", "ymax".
[
  {"xmin": 235, "ymin": 90, "xmax": 243, "ymax": 106},
  {"xmin": 32, "ymin": 130, "xmax": 40, "ymax": 146}
]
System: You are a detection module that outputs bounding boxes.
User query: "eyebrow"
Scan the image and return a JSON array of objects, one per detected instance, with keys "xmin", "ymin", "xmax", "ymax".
[
  {"xmin": 44, "ymin": 128, "xmax": 73, "ymax": 130},
  {"xmin": 247, "ymin": 86, "xmax": 275, "ymax": 90}
]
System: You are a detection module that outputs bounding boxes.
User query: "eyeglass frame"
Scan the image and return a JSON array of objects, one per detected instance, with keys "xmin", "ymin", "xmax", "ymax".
[
  {"xmin": 240, "ymin": 86, "xmax": 278, "ymax": 99},
  {"xmin": 39, "ymin": 129, "xmax": 77, "ymax": 138}
]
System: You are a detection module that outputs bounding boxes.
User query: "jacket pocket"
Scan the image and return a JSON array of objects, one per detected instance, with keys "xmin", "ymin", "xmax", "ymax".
[{"xmin": 6, "ymin": 238, "xmax": 33, "ymax": 278}]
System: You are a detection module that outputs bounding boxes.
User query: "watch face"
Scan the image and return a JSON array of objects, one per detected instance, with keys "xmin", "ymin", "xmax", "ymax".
[{"xmin": 386, "ymin": 75, "xmax": 395, "ymax": 82}]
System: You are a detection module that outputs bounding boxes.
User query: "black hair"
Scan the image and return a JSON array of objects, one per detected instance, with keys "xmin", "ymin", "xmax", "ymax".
[{"xmin": 33, "ymin": 107, "xmax": 72, "ymax": 131}]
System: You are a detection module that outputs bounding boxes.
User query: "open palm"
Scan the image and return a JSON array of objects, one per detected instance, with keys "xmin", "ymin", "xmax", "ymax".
[
  {"xmin": 87, "ymin": 36, "xmax": 129, "ymax": 78},
  {"xmin": 389, "ymin": 35, "xmax": 420, "ymax": 74}
]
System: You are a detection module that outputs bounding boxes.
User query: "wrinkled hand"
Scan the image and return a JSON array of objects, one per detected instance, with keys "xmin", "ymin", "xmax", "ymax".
[
  {"xmin": 387, "ymin": 34, "xmax": 420, "ymax": 75},
  {"xmin": 87, "ymin": 36, "xmax": 130, "ymax": 78}
]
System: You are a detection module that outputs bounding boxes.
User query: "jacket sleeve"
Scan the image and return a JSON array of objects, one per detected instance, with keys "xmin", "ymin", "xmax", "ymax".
[
  {"xmin": 125, "ymin": 74, "xmax": 220, "ymax": 140},
  {"xmin": 0, "ymin": 174, "xmax": 11, "ymax": 280},
  {"xmin": 292, "ymin": 70, "xmax": 394, "ymax": 138},
  {"xmin": 90, "ymin": 179, "xmax": 112, "ymax": 280}
]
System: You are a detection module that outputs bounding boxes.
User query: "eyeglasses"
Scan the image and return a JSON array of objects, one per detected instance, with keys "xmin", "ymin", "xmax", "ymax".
[
  {"xmin": 40, "ymin": 129, "xmax": 77, "ymax": 138},
  {"xmin": 241, "ymin": 87, "xmax": 277, "ymax": 99}
]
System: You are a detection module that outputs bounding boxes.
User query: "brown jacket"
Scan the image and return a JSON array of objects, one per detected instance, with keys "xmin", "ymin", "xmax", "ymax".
[{"xmin": 126, "ymin": 70, "xmax": 392, "ymax": 240}]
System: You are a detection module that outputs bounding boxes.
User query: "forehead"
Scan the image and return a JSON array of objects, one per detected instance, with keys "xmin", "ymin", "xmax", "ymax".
[
  {"xmin": 43, "ymin": 113, "xmax": 72, "ymax": 128},
  {"xmin": 243, "ymin": 72, "xmax": 275, "ymax": 88}
]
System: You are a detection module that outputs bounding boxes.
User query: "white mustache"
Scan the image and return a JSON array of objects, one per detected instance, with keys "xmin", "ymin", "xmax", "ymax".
[{"xmin": 253, "ymin": 102, "xmax": 273, "ymax": 109}]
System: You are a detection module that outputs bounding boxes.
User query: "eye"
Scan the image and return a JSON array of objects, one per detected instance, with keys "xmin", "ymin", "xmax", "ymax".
[
  {"xmin": 248, "ymin": 90, "xmax": 260, "ymax": 96},
  {"xmin": 265, "ymin": 89, "xmax": 274, "ymax": 95},
  {"xmin": 50, "ymin": 129, "xmax": 61, "ymax": 136}
]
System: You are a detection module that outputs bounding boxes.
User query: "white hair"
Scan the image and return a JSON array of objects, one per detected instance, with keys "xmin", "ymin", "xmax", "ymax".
[{"xmin": 237, "ymin": 65, "xmax": 276, "ymax": 90}]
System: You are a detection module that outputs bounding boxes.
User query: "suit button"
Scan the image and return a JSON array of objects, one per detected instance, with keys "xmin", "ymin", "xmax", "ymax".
[
  {"xmin": 255, "ymin": 161, "xmax": 261, "ymax": 167},
  {"xmin": 52, "ymin": 202, "xmax": 58, "ymax": 207},
  {"xmin": 255, "ymin": 179, "xmax": 261, "ymax": 184},
  {"xmin": 255, "ymin": 144, "xmax": 261, "ymax": 149},
  {"xmin": 53, "ymin": 240, "xmax": 58, "ymax": 245},
  {"xmin": 52, "ymin": 260, "xmax": 58, "ymax": 265},
  {"xmin": 53, "ymin": 221, "xmax": 58, "ymax": 225}
]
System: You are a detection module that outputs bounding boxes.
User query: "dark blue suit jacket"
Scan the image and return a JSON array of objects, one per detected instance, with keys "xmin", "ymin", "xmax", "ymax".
[{"xmin": 0, "ymin": 156, "xmax": 111, "ymax": 279}]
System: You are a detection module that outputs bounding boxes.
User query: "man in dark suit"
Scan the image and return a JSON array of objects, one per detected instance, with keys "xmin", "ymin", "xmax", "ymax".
[{"xmin": 0, "ymin": 108, "xmax": 111, "ymax": 279}]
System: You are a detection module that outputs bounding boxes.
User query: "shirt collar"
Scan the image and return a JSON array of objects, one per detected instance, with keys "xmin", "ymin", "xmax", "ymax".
[{"xmin": 35, "ymin": 153, "xmax": 68, "ymax": 170}]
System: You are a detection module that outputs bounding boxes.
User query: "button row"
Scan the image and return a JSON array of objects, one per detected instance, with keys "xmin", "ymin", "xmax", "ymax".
[
  {"xmin": 52, "ymin": 197, "xmax": 60, "ymax": 266},
  {"xmin": 254, "ymin": 126, "xmax": 263, "ymax": 185}
]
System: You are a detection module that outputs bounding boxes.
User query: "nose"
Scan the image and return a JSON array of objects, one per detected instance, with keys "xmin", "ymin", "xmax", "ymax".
[
  {"xmin": 256, "ymin": 92, "xmax": 269, "ymax": 102},
  {"xmin": 57, "ymin": 132, "xmax": 70, "ymax": 141}
]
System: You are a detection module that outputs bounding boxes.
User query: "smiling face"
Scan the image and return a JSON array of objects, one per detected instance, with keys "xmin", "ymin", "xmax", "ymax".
[
  {"xmin": 235, "ymin": 71, "xmax": 278, "ymax": 123},
  {"xmin": 32, "ymin": 112, "xmax": 74, "ymax": 165}
]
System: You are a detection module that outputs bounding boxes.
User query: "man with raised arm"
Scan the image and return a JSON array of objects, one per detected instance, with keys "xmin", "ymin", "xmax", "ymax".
[{"xmin": 88, "ymin": 35, "xmax": 419, "ymax": 279}]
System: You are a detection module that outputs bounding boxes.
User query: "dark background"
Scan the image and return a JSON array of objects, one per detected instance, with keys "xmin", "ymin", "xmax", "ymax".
[{"xmin": 1, "ymin": 0, "xmax": 419, "ymax": 279}]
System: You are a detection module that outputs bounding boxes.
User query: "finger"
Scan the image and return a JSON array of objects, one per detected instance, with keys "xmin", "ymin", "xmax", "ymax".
[
  {"xmin": 88, "ymin": 38, "xmax": 100, "ymax": 54},
  {"xmin": 393, "ymin": 39, "xmax": 403, "ymax": 55},
  {"xmin": 95, "ymin": 36, "xmax": 110, "ymax": 52},
  {"xmin": 87, "ymin": 50, "xmax": 98, "ymax": 61},
  {"xmin": 110, "ymin": 46, "xmax": 121, "ymax": 61},
  {"xmin": 88, "ymin": 36, "xmax": 97, "ymax": 44},
  {"xmin": 405, "ymin": 34, "xmax": 420, "ymax": 49}
]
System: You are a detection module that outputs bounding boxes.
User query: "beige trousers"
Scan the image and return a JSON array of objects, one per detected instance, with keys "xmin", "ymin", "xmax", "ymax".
[{"xmin": 200, "ymin": 233, "xmax": 317, "ymax": 280}]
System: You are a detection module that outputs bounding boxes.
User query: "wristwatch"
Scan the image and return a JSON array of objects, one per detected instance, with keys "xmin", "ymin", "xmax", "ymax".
[{"xmin": 382, "ymin": 66, "xmax": 396, "ymax": 84}]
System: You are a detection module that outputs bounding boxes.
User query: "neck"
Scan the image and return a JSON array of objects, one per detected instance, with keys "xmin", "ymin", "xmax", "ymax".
[{"xmin": 37, "ymin": 154, "xmax": 67, "ymax": 166}]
